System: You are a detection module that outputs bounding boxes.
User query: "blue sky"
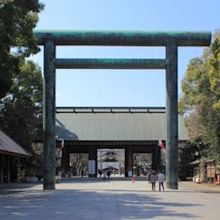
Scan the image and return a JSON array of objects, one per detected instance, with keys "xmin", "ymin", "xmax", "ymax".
[{"xmin": 32, "ymin": 0, "xmax": 220, "ymax": 107}]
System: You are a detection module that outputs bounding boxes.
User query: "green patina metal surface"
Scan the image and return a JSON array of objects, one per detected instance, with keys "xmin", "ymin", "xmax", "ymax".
[
  {"xmin": 166, "ymin": 43, "xmax": 178, "ymax": 189},
  {"xmin": 43, "ymin": 40, "xmax": 56, "ymax": 190},
  {"xmin": 55, "ymin": 58, "xmax": 167, "ymax": 69},
  {"xmin": 34, "ymin": 30, "xmax": 211, "ymax": 46}
]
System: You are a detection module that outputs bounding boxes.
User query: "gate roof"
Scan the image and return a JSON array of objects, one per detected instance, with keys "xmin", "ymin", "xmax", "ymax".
[{"xmin": 56, "ymin": 107, "xmax": 188, "ymax": 141}]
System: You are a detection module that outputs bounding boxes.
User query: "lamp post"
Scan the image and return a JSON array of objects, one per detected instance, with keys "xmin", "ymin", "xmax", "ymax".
[{"xmin": 197, "ymin": 140, "xmax": 203, "ymax": 183}]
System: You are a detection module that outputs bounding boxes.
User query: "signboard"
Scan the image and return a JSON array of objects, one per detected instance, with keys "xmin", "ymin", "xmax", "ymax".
[
  {"xmin": 207, "ymin": 162, "xmax": 215, "ymax": 178},
  {"xmin": 88, "ymin": 160, "xmax": 96, "ymax": 175}
]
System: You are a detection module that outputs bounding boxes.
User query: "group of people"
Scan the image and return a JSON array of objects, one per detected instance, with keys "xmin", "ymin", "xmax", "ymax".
[
  {"xmin": 147, "ymin": 170, "xmax": 165, "ymax": 191},
  {"xmin": 98, "ymin": 169, "xmax": 111, "ymax": 180}
]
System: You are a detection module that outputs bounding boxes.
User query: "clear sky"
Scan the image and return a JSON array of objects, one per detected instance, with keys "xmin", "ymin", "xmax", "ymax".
[{"xmin": 32, "ymin": 0, "xmax": 220, "ymax": 107}]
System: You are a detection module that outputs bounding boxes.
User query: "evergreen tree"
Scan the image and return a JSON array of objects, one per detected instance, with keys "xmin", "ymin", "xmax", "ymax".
[
  {"xmin": 0, "ymin": 60, "xmax": 43, "ymax": 152},
  {"xmin": 179, "ymin": 34, "xmax": 220, "ymax": 170},
  {"xmin": 0, "ymin": 0, "xmax": 43, "ymax": 98}
]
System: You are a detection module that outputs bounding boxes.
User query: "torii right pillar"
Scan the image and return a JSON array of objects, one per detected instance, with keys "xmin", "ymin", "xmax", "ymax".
[{"xmin": 166, "ymin": 42, "xmax": 178, "ymax": 189}]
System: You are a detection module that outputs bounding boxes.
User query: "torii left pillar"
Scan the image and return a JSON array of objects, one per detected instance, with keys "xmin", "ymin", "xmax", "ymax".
[{"xmin": 43, "ymin": 39, "xmax": 56, "ymax": 190}]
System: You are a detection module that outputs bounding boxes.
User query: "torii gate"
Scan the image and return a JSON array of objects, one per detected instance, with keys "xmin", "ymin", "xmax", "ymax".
[{"xmin": 35, "ymin": 30, "xmax": 211, "ymax": 190}]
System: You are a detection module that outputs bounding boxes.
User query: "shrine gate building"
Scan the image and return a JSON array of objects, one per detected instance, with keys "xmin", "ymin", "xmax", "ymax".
[{"xmin": 56, "ymin": 107, "xmax": 188, "ymax": 177}]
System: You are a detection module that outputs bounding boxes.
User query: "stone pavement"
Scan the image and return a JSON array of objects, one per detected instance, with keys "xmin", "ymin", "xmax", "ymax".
[{"xmin": 0, "ymin": 179, "xmax": 220, "ymax": 220}]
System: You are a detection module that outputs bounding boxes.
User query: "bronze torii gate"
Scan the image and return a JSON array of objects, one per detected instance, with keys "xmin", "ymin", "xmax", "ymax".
[{"xmin": 35, "ymin": 30, "xmax": 211, "ymax": 190}]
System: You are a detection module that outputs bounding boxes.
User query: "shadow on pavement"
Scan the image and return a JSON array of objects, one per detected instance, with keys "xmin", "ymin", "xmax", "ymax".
[
  {"xmin": 0, "ymin": 183, "xmax": 41, "ymax": 195},
  {"xmin": 0, "ymin": 187, "xmax": 201, "ymax": 220}
]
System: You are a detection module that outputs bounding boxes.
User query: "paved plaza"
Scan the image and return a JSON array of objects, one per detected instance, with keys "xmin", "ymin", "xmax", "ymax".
[{"xmin": 0, "ymin": 179, "xmax": 220, "ymax": 220}]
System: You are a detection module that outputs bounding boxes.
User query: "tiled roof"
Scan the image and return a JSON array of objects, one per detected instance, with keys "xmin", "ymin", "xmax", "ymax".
[
  {"xmin": 0, "ymin": 130, "xmax": 30, "ymax": 157},
  {"xmin": 55, "ymin": 107, "xmax": 189, "ymax": 141}
]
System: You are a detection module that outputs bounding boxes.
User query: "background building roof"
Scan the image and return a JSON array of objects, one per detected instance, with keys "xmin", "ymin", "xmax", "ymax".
[
  {"xmin": 0, "ymin": 130, "xmax": 30, "ymax": 157},
  {"xmin": 56, "ymin": 107, "xmax": 188, "ymax": 141}
]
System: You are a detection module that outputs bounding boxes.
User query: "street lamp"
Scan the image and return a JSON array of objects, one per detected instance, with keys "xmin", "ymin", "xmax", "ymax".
[{"xmin": 196, "ymin": 140, "xmax": 203, "ymax": 183}]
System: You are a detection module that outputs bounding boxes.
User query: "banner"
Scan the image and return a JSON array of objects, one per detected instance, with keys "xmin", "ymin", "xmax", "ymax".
[{"xmin": 88, "ymin": 160, "xmax": 96, "ymax": 175}]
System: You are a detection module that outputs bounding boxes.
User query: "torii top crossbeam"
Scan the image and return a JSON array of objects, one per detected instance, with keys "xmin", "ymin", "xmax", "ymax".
[{"xmin": 34, "ymin": 30, "xmax": 211, "ymax": 46}]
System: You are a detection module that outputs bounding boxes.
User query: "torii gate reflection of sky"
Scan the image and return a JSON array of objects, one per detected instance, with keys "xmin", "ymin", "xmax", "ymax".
[{"xmin": 34, "ymin": 30, "xmax": 211, "ymax": 190}]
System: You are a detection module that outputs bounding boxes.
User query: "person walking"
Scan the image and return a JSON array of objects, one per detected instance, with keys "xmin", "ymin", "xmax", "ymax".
[
  {"xmin": 131, "ymin": 175, "xmax": 136, "ymax": 183},
  {"xmin": 150, "ymin": 171, "xmax": 157, "ymax": 191},
  {"xmin": 157, "ymin": 171, "xmax": 165, "ymax": 191},
  {"xmin": 81, "ymin": 169, "xmax": 84, "ymax": 178},
  {"xmin": 98, "ymin": 169, "xmax": 102, "ymax": 177},
  {"xmin": 107, "ymin": 170, "xmax": 111, "ymax": 179}
]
